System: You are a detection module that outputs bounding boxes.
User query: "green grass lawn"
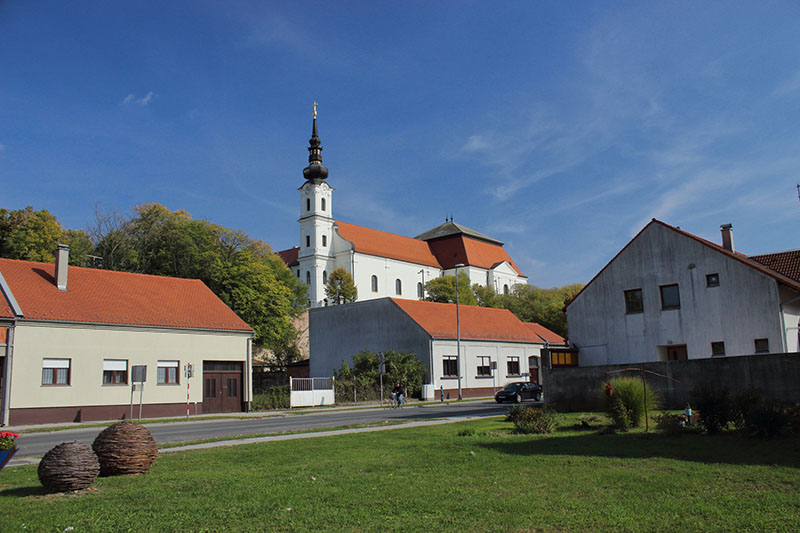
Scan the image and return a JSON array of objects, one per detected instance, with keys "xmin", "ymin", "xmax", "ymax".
[{"xmin": 1, "ymin": 413, "xmax": 798, "ymax": 531}]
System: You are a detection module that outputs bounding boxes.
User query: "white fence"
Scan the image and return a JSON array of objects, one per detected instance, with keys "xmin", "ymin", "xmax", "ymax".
[{"xmin": 290, "ymin": 377, "xmax": 335, "ymax": 408}]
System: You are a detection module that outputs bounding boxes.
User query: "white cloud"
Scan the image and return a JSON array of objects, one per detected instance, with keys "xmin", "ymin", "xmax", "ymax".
[{"xmin": 122, "ymin": 91, "xmax": 155, "ymax": 106}]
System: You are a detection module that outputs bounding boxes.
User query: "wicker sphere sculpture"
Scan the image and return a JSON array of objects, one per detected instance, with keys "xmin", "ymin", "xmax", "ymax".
[
  {"xmin": 38, "ymin": 441, "xmax": 100, "ymax": 492},
  {"xmin": 92, "ymin": 421, "xmax": 158, "ymax": 476}
]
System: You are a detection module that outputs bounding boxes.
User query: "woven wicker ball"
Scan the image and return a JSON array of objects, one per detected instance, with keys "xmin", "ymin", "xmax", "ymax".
[
  {"xmin": 38, "ymin": 441, "xmax": 100, "ymax": 492},
  {"xmin": 92, "ymin": 421, "xmax": 158, "ymax": 476}
]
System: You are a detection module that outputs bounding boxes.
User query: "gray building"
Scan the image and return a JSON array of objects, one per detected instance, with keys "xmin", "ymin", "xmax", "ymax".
[
  {"xmin": 309, "ymin": 298, "xmax": 563, "ymax": 399},
  {"xmin": 566, "ymin": 220, "xmax": 800, "ymax": 366}
]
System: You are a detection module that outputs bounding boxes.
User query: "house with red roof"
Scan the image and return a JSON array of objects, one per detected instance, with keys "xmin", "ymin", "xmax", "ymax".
[
  {"xmin": 277, "ymin": 108, "xmax": 527, "ymax": 308},
  {"xmin": 309, "ymin": 297, "xmax": 566, "ymax": 399},
  {"xmin": 0, "ymin": 245, "xmax": 254, "ymax": 426},
  {"xmin": 566, "ymin": 220, "xmax": 800, "ymax": 366}
]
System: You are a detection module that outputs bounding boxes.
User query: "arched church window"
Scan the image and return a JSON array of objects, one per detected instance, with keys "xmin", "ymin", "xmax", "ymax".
[
  {"xmin": 371, "ymin": 275, "xmax": 378, "ymax": 292},
  {"xmin": 306, "ymin": 198, "xmax": 310, "ymax": 212},
  {"xmin": 323, "ymin": 271, "xmax": 328, "ymax": 284},
  {"xmin": 417, "ymin": 282, "xmax": 423, "ymax": 299},
  {"xmin": 503, "ymin": 284, "xmax": 509, "ymax": 295},
  {"xmin": 306, "ymin": 271, "xmax": 311, "ymax": 285},
  {"xmin": 322, "ymin": 235, "xmax": 327, "ymax": 247},
  {"xmin": 322, "ymin": 198, "xmax": 326, "ymax": 211},
  {"xmin": 296, "ymin": 270, "xmax": 300, "ymax": 278},
  {"xmin": 395, "ymin": 279, "xmax": 402, "ymax": 295}
]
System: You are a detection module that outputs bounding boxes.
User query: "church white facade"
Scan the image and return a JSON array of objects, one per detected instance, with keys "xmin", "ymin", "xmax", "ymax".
[{"xmin": 278, "ymin": 109, "xmax": 528, "ymax": 308}]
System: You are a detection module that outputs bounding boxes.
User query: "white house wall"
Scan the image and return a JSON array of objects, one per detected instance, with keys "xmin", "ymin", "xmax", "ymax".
[
  {"xmin": 568, "ymin": 223, "xmax": 791, "ymax": 365},
  {"xmin": 350, "ymin": 253, "xmax": 440, "ymax": 302},
  {"xmin": 9, "ymin": 322, "xmax": 251, "ymax": 410}
]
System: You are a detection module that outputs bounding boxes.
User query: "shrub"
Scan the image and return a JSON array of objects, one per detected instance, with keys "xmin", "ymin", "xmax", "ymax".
[
  {"xmin": 603, "ymin": 377, "xmax": 661, "ymax": 428},
  {"xmin": 252, "ymin": 385, "xmax": 290, "ymax": 410},
  {"xmin": 512, "ymin": 407, "xmax": 559, "ymax": 434},
  {"xmin": 691, "ymin": 384, "xmax": 732, "ymax": 434},
  {"xmin": 505, "ymin": 405, "xmax": 525, "ymax": 424},
  {"xmin": 654, "ymin": 413, "xmax": 685, "ymax": 436},
  {"xmin": 456, "ymin": 426, "xmax": 477, "ymax": 437},
  {"xmin": 730, "ymin": 387, "xmax": 764, "ymax": 430},
  {"xmin": 608, "ymin": 396, "xmax": 629, "ymax": 431},
  {"xmin": 744, "ymin": 404, "xmax": 790, "ymax": 439}
]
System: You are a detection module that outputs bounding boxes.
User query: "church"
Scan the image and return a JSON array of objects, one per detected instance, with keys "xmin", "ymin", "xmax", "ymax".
[{"xmin": 278, "ymin": 106, "xmax": 528, "ymax": 307}]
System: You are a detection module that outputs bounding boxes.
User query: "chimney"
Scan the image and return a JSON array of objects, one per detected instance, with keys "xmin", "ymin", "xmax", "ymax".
[
  {"xmin": 55, "ymin": 243, "xmax": 69, "ymax": 291},
  {"xmin": 720, "ymin": 223, "xmax": 734, "ymax": 252}
]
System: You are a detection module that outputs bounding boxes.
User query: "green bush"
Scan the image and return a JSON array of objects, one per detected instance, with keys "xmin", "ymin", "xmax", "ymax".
[
  {"xmin": 456, "ymin": 426, "xmax": 477, "ymax": 437},
  {"xmin": 512, "ymin": 407, "xmax": 559, "ymax": 434},
  {"xmin": 252, "ymin": 385, "xmax": 290, "ymax": 410},
  {"xmin": 691, "ymin": 384, "xmax": 732, "ymax": 434},
  {"xmin": 744, "ymin": 404, "xmax": 790, "ymax": 439},
  {"xmin": 730, "ymin": 387, "xmax": 764, "ymax": 430},
  {"xmin": 654, "ymin": 412, "xmax": 685, "ymax": 436},
  {"xmin": 602, "ymin": 377, "xmax": 661, "ymax": 428},
  {"xmin": 505, "ymin": 404, "xmax": 525, "ymax": 424},
  {"xmin": 608, "ymin": 396, "xmax": 629, "ymax": 431}
]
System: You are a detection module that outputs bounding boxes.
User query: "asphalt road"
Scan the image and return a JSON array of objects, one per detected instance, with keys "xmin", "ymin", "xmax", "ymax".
[{"xmin": 14, "ymin": 400, "xmax": 515, "ymax": 458}]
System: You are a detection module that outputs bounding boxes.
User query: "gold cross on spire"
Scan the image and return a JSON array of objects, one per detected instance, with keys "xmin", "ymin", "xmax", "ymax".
[{"xmin": 313, "ymin": 101, "xmax": 317, "ymax": 119}]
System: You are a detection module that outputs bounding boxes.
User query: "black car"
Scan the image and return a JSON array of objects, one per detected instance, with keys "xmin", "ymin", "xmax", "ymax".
[{"xmin": 495, "ymin": 382, "xmax": 542, "ymax": 403}]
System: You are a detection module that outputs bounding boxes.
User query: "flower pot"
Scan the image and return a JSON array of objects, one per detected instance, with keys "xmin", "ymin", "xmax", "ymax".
[{"xmin": 0, "ymin": 448, "xmax": 17, "ymax": 472}]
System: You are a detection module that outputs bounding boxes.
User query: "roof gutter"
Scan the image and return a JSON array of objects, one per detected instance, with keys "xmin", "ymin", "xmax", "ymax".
[{"xmin": 0, "ymin": 272, "xmax": 23, "ymax": 317}]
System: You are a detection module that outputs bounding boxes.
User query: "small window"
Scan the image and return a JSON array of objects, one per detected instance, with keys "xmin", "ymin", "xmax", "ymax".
[
  {"xmin": 321, "ymin": 198, "xmax": 326, "ymax": 211},
  {"xmin": 417, "ymin": 282, "xmax": 423, "ymax": 299},
  {"xmin": 322, "ymin": 235, "xmax": 327, "ymax": 247},
  {"xmin": 371, "ymin": 275, "xmax": 378, "ymax": 292},
  {"xmin": 503, "ymin": 284, "xmax": 509, "ymax": 295},
  {"xmin": 624, "ymin": 288, "xmax": 643, "ymax": 314},
  {"xmin": 306, "ymin": 271, "xmax": 311, "ymax": 285},
  {"xmin": 754, "ymin": 338, "xmax": 769, "ymax": 353},
  {"xmin": 477, "ymin": 356, "xmax": 491, "ymax": 376},
  {"xmin": 507, "ymin": 356, "xmax": 520, "ymax": 376},
  {"xmin": 157, "ymin": 360, "xmax": 179, "ymax": 384},
  {"xmin": 551, "ymin": 351, "xmax": 578, "ymax": 367},
  {"xmin": 660, "ymin": 284, "xmax": 680, "ymax": 310},
  {"xmin": 322, "ymin": 271, "xmax": 328, "ymax": 284},
  {"xmin": 306, "ymin": 235, "xmax": 310, "ymax": 248},
  {"xmin": 42, "ymin": 358, "xmax": 71, "ymax": 385},
  {"xmin": 296, "ymin": 269, "xmax": 300, "ymax": 278},
  {"xmin": 395, "ymin": 279, "xmax": 402, "ymax": 295},
  {"xmin": 306, "ymin": 198, "xmax": 310, "ymax": 211},
  {"xmin": 103, "ymin": 359, "xmax": 128, "ymax": 385},
  {"xmin": 711, "ymin": 342, "xmax": 725, "ymax": 356},
  {"xmin": 443, "ymin": 356, "xmax": 458, "ymax": 377},
  {"xmin": 706, "ymin": 273, "xmax": 719, "ymax": 287}
]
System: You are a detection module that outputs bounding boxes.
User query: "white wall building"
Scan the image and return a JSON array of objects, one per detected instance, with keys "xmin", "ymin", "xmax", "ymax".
[
  {"xmin": 278, "ymin": 108, "xmax": 528, "ymax": 307},
  {"xmin": 566, "ymin": 220, "xmax": 800, "ymax": 366}
]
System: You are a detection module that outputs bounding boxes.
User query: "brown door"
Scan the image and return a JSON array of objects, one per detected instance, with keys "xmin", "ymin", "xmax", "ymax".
[
  {"xmin": 667, "ymin": 345, "xmax": 688, "ymax": 361},
  {"xmin": 203, "ymin": 361, "xmax": 243, "ymax": 413}
]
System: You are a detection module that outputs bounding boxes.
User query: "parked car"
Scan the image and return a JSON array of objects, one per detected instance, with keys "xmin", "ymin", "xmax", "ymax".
[{"xmin": 495, "ymin": 382, "xmax": 542, "ymax": 403}]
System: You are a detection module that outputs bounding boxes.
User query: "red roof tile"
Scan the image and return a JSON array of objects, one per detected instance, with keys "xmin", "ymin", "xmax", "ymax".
[
  {"xmin": 0, "ymin": 258, "xmax": 252, "ymax": 332},
  {"xmin": 391, "ymin": 298, "xmax": 541, "ymax": 343},
  {"xmin": 277, "ymin": 246, "xmax": 300, "ymax": 267},
  {"xmin": 750, "ymin": 250, "xmax": 800, "ymax": 283},
  {"xmin": 336, "ymin": 221, "xmax": 441, "ymax": 268},
  {"xmin": 523, "ymin": 322, "xmax": 566, "ymax": 344},
  {"xmin": 0, "ymin": 327, "xmax": 6, "ymax": 345}
]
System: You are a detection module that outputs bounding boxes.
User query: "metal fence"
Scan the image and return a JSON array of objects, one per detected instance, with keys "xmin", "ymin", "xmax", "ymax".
[{"xmin": 290, "ymin": 377, "xmax": 335, "ymax": 407}]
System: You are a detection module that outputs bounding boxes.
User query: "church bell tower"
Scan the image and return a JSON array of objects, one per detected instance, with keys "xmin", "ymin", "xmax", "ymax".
[{"xmin": 297, "ymin": 103, "xmax": 335, "ymax": 307}]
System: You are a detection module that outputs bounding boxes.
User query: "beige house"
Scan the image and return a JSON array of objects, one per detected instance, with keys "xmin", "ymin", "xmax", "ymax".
[{"xmin": 0, "ymin": 246, "xmax": 253, "ymax": 426}]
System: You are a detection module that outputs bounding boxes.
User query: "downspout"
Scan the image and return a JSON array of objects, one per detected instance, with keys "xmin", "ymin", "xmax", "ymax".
[
  {"xmin": 245, "ymin": 336, "xmax": 253, "ymax": 412},
  {"xmin": 1, "ymin": 322, "xmax": 14, "ymax": 426},
  {"xmin": 779, "ymin": 293, "xmax": 800, "ymax": 353},
  {"xmin": 428, "ymin": 338, "xmax": 434, "ymax": 400}
]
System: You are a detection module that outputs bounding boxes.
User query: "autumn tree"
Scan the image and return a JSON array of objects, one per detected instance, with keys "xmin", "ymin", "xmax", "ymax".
[
  {"xmin": 325, "ymin": 268, "xmax": 358, "ymax": 304},
  {"xmin": 0, "ymin": 206, "xmax": 63, "ymax": 262}
]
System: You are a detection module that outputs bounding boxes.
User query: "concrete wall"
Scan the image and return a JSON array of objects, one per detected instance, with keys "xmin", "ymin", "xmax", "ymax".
[
  {"xmin": 9, "ymin": 321, "xmax": 250, "ymax": 414},
  {"xmin": 542, "ymin": 351, "xmax": 800, "ymax": 410},
  {"xmin": 568, "ymin": 223, "xmax": 795, "ymax": 365}
]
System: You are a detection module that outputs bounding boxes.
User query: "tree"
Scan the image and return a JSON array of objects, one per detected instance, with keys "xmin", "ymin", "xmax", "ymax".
[
  {"xmin": 61, "ymin": 229, "xmax": 94, "ymax": 266},
  {"xmin": 325, "ymin": 268, "xmax": 357, "ymax": 304},
  {"xmin": 424, "ymin": 273, "xmax": 477, "ymax": 306},
  {"xmin": 472, "ymin": 284, "xmax": 499, "ymax": 308},
  {"xmin": 0, "ymin": 206, "xmax": 63, "ymax": 262},
  {"xmin": 491, "ymin": 283, "xmax": 583, "ymax": 339},
  {"xmin": 334, "ymin": 349, "xmax": 426, "ymax": 398}
]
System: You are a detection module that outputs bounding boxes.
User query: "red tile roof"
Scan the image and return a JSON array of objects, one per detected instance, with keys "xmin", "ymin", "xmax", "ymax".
[
  {"xmin": 336, "ymin": 221, "xmax": 441, "ymax": 268},
  {"xmin": 277, "ymin": 246, "xmax": 300, "ymax": 267},
  {"xmin": 750, "ymin": 250, "xmax": 800, "ymax": 282},
  {"xmin": 0, "ymin": 258, "xmax": 252, "ymax": 332},
  {"xmin": 0, "ymin": 327, "xmax": 6, "ymax": 345},
  {"xmin": 568, "ymin": 219, "xmax": 800, "ymax": 307},
  {"xmin": 391, "ymin": 298, "xmax": 542, "ymax": 343},
  {"xmin": 523, "ymin": 322, "xmax": 566, "ymax": 344}
]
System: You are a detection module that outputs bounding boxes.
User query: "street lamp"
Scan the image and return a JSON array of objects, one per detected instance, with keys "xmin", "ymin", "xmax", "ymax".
[{"xmin": 454, "ymin": 263, "xmax": 465, "ymax": 400}]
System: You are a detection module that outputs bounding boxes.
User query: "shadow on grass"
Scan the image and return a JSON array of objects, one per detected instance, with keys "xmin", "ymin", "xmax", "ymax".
[
  {"xmin": 478, "ymin": 430, "xmax": 800, "ymax": 468},
  {"xmin": 1, "ymin": 485, "xmax": 46, "ymax": 498}
]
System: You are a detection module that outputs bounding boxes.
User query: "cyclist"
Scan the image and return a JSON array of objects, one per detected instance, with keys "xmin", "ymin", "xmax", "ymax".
[{"xmin": 392, "ymin": 382, "xmax": 404, "ymax": 407}]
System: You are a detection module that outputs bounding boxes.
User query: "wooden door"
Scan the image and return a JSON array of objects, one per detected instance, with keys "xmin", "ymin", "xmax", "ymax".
[{"xmin": 202, "ymin": 361, "xmax": 244, "ymax": 413}]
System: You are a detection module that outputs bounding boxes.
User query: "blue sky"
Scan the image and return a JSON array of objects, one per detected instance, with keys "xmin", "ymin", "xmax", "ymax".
[{"xmin": 2, "ymin": 2, "xmax": 799, "ymax": 287}]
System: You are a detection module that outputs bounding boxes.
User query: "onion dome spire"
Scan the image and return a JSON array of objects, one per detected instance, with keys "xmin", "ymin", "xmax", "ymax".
[{"xmin": 303, "ymin": 101, "xmax": 329, "ymax": 182}]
